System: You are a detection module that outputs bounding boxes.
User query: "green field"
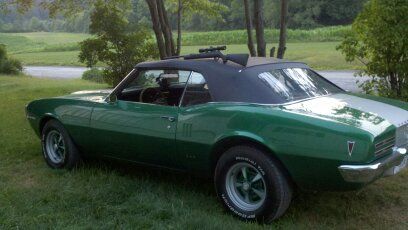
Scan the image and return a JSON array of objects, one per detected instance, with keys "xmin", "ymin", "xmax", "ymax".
[
  {"xmin": 0, "ymin": 75, "xmax": 407, "ymax": 228},
  {"xmin": 0, "ymin": 29, "xmax": 362, "ymax": 70}
]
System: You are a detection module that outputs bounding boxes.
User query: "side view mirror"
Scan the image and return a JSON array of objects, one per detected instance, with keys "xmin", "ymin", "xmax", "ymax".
[{"xmin": 107, "ymin": 94, "xmax": 117, "ymax": 104}]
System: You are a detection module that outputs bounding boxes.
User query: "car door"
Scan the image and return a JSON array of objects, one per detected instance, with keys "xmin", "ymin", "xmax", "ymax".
[
  {"xmin": 175, "ymin": 72, "xmax": 215, "ymax": 172},
  {"xmin": 89, "ymin": 69, "xmax": 191, "ymax": 167}
]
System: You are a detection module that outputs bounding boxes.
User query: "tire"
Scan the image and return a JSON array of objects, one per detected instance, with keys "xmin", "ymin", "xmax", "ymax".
[
  {"xmin": 41, "ymin": 119, "xmax": 81, "ymax": 169},
  {"xmin": 214, "ymin": 145, "xmax": 293, "ymax": 223}
]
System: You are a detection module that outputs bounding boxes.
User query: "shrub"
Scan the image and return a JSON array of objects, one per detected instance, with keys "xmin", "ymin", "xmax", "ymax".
[
  {"xmin": 337, "ymin": 0, "xmax": 408, "ymax": 101},
  {"xmin": 78, "ymin": 1, "xmax": 158, "ymax": 86},
  {"xmin": 82, "ymin": 68, "xmax": 104, "ymax": 83},
  {"xmin": 0, "ymin": 44, "xmax": 22, "ymax": 75}
]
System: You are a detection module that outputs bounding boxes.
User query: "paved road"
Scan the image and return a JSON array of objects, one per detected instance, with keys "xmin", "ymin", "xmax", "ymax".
[
  {"xmin": 24, "ymin": 66, "xmax": 89, "ymax": 79},
  {"xmin": 318, "ymin": 70, "xmax": 370, "ymax": 93},
  {"xmin": 23, "ymin": 66, "xmax": 370, "ymax": 93}
]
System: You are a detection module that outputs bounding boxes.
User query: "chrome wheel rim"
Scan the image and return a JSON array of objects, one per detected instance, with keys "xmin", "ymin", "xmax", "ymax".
[
  {"xmin": 45, "ymin": 130, "xmax": 65, "ymax": 164},
  {"xmin": 225, "ymin": 162, "xmax": 266, "ymax": 212}
]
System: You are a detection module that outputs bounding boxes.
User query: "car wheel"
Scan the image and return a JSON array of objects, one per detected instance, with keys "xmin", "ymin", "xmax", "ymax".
[
  {"xmin": 41, "ymin": 119, "xmax": 81, "ymax": 169},
  {"xmin": 214, "ymin": 145, "xmax": 293, "ymax": 223}
]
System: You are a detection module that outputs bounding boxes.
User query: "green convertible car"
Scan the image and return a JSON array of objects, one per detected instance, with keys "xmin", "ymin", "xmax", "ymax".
[{"xmin": 26, "ymin": 47, "xmax": 408, "ymax": 222}]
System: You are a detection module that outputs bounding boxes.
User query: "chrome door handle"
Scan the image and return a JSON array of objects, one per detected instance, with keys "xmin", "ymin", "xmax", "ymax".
[{"xmin": 161, "ymin": 116, "xmax": 176, "ymax": 122}]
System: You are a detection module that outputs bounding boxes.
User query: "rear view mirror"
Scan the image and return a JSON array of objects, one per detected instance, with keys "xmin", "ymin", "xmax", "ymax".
[{"xmin": 158, "ymin": 73, "xmax": 179, "ymax": 79}]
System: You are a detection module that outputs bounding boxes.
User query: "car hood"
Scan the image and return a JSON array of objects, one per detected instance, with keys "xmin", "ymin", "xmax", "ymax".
[
  {"xmin": 58, "ymin": 89, "xmax": 113, "ymax": 102},
  {"xmin": 281, "ymin": 93, "xmax": 408, "ymax": 136}
]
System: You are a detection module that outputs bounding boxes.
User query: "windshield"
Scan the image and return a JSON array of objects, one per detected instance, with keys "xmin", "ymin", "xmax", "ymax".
[{"xmin": 257, "ymin": 68, "xmax": 342, "ymax": 103}]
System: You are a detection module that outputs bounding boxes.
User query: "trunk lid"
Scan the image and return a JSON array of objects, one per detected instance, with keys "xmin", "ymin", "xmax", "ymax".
[{"xmin": 281, "ymin": 93, "xmax": 408, "ymax": 136}]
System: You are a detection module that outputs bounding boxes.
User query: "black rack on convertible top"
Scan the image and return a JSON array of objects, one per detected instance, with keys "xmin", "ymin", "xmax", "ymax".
[{"xmin": 164, "ymin": 46, "xmax": 249, "ymax": 66}]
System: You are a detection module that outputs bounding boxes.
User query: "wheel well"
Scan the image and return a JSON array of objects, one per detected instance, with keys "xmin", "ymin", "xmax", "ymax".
[
  {"xmin": 210, "ymin": 136, "xmax": 294, "ymax": 184},
  {"xmin": 39, "ymin": 116, "xmax": 56, "ymax": 134}
]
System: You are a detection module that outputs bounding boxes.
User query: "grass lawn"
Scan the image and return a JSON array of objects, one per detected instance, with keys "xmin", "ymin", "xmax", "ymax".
[
  {"xmin": 6, "ymin": 32, "xmax": 91, "ymax": 45},
  {"xmin": 0, "ymin": 75, "xmax": 407, "ymax": 229},
  {"xmin": 1, "ymin": 32, "xmax": 362, "ymax": 70},
  {"xmin": 13, "ymin": 51, "xmax": 84, "ymax": 66}
]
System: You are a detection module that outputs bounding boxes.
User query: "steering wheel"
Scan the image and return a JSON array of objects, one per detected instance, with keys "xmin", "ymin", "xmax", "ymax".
[{"xmin": 139, "ymin": 87, "xmax": 161, "ymax": 103}]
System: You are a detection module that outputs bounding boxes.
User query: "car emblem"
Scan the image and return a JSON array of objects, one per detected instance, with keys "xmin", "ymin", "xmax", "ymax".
[{"xmin": 347, "ymin": 141, "xmax": 355, "ymax": 156}]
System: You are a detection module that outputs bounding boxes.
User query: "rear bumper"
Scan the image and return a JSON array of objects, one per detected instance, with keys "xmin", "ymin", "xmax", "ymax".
[{"xmin": 338, "ymin": 147, "xmax": 407, "ymax": 183}]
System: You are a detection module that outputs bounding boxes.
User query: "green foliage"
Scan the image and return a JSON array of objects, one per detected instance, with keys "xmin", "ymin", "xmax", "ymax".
[
  {"xmin": 78, "ymin": 39, "xmax": 105, "ymax": 67},
  {"xmin": 162, "ymin": 0, "xmax": 366, "ymax": 31},
  {"xmin": 0, "ymin": 0, "xmax": 34, "ymax": 14},
  {"xmin": 167, "ymin": 0, "xmax": 228, "ymax": 20},
  {"xmin": 1, "ymin": 0, "xmax": 365, "ymax": 32},
  {"xmin": 78, "ymin": 1, "xmax": 158, "ymax": 86},
  {"xmin": 82, "ymin": 68, "xmax": 104, "ymax": 83},
  {"xmin": 337, "ymin": 0, "xmax": 408, "ymax": 100},
  {"xmin": 0, "ymin": 5, "xmax": 91, "ymax": 33},
  {"xmin": 283, "ymin": 0, "xmax": 365, "ymax": 29},
  {"xmin": 318, "ymin": 0, "xmax": 366, "ymax": 25},
  {"xmin": 0, "ymin": 44, "xmax": 22, "ymax": 74}
]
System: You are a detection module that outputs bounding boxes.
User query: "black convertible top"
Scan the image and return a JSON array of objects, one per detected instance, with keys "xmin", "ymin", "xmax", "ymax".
[
  {"xmin": 136, "ymin": 56, "xmax": 306, "ymax": 69},
  {"xmin": 134, "ymin": 57, "xmax": 312, "ymax": 104}
]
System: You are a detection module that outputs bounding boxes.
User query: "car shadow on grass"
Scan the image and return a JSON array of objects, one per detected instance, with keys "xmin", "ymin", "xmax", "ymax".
[{"xmin": 81, "ymin": 158, "xmax": 216, "ymax": 199}]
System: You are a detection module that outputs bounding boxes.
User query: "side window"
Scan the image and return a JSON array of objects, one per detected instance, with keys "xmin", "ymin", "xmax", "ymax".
[
  {"xmin": 118, "ymin": 69, "xmax": 191, "ymax": 106},
  {"xmin": 181, "ymin": 72, "xmax": 212, "ymax": 107}
]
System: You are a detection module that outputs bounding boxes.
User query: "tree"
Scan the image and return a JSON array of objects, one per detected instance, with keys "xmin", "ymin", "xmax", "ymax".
[
  {"xmin": 0, "ymin": 0, "xmax": 33, "ymax": 31},
  {"xmin": 145, "ymin": 0, "xmax": 170, "ymax": 59},
  {"xmin": 253, "ymin": 0, "xmax": 266, "ymax": 57},
  {"xmin": 243, "ymin": 0, "xmax": 266, "ymax": 57},
  {"xmin": 337, "ymin": 0, "xmax": 408, "ymax": 100},
  {"xmin": 0, "ymin": 0, "xmax": 34, "ymax": 13},
  {"xmin": 318, "ymin": 0, "xmax": 366, "ymax": 26},
  {"xmin": 277, "ymin": 0, "xmax": 288, "ymax": 59},
  {"xmin": 168, "ymin": 0, "xmax": 227, "ymax": 55},
  {"xmin": 243, "ymin": 0, "xmax": 256, "ymax": 56},
  {"xmin": 176, "ymin": 0, "xmax": 182, "ymax": 55},
  {"xmin": 146, "ymin": 0, "xmax": 227, "ymax": 59},
  {"xmin": 79, "ymin": 1, "xmax": 158, "ymax": 86}
]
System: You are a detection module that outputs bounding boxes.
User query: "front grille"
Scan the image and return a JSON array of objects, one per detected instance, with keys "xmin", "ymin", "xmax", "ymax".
[
  {"xmin": 396, "ymin": 124, "xmax": 408, "ymax": 147},
  {"xmin": 375, "ymin": 136, "xmax": 395, "ymax": 157}
]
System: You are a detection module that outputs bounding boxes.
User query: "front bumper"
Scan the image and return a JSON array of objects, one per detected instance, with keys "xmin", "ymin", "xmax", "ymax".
[{"xmin": 338, "ymin": 147, "xmax": 407, "ymax": 183}]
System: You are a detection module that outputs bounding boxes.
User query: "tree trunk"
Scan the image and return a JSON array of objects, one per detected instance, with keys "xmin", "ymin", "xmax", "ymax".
[
  {"xmin": 176, "ymin": 0, "xmax": 182, "ymax": 55},
  {"xmin": 157, "ymin": 0, "xmax": 175, "ymax": 56},
  {"xmin": 397, "ymin": 74, "xmax": 402, "ymax": 97},
  {"xmin": 390, "ymin": 72, "xmax": 400, "ymax": 96},
  {"xmin": 277, "ymin": 0, "xmax": 288, "ymax": 59},
  {"xmin": 253, "ymin": 0, "xmax": 266, "ymax": 57},
  {"xmin": 146, "ymin": 0, "xmax": 167, "ymax": 59},
  {"xmin": 243, "ymin": 0, "xmax": 256, "ymax": 56}
]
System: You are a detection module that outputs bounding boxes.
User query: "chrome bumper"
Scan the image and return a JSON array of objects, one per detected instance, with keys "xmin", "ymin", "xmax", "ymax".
[{"xmin": 338, "ymin": 147, "xmax": 407, "ymax": 183}]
